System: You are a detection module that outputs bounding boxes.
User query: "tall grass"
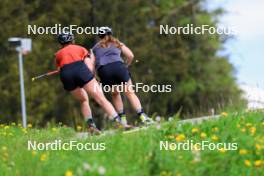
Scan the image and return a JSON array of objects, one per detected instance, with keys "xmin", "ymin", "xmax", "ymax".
[{"xmin": 0, "ymin": 110, "xmax": 263, "ymax": 176}]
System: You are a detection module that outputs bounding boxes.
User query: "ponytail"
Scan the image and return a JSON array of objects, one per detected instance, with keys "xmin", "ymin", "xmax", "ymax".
[{"xmin": 99, "ymin": 35, "xmax": 122, "ymax": 49}]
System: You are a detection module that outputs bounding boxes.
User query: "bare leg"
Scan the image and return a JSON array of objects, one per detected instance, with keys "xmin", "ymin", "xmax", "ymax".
[
  {"xmin": 71, "ymin": 88, "xmax": 91, "ymax": 118},
  {"xmin": 124, "ymin": 80, "xmax": 154, "ymax": 124},
  {"xmin": 124, "ymin": 79, "xmax": 142, "ymax": 111},
  {"xmin": 111, "ymin": 87, "xmax": 124, "ymax": 113},
  {"xmin": 83, "ymin": 78, "xmax": 118, "ymax": 119},
  {"xmin": 111, "ymin": 87, "xmax": 128, "ymax": 125},
  {"xmin": 71, "ymin": 88, "xmax": 101, "ymax": 134}
]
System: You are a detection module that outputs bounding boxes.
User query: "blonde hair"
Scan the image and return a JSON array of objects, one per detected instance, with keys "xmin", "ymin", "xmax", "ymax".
[{"xmin": 99, "ymin": 35, "xmax": 122, "ymax": 48}]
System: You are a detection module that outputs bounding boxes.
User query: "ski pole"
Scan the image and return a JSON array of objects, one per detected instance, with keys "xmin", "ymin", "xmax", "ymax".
[{"xmin": 31, "ymin": 70, "xmax": 59, "ymax": 82}]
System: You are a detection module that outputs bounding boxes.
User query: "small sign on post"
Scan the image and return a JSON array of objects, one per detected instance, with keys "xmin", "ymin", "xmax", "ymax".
[
  {"xmin": 21, "ymin": 38, "xmax": 32, "ymax": 55},
  {"xmin": 8, "ymin": 37, "xmax": 32, "ymax": 128}
]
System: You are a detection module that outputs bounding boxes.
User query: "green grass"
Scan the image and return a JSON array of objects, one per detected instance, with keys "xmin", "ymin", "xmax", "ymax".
[{"xmin": 0, "ymin": 110, "xmax": 264, "ymax": 176}]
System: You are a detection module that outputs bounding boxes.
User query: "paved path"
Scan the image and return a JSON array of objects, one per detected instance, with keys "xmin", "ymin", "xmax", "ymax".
[
  {"xmin": 179, "ymin": 114, "xmax": 220, "ymax": 125},
  {"xmin": 76, "ymin": 114, "xmax": 220, "ymax": 139}
]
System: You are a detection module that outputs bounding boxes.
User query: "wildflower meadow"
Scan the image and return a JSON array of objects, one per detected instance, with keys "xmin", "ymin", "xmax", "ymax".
[{"xmin": 0, "ymin": 110, "xmax": 263, "ymax": 175}]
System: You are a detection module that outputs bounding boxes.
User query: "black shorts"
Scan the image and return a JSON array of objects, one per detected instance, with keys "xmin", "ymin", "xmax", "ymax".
[
  {"xmin": 97, "ymin": 62, "xmax": 130, "ymax": 86},
  {"xmin": 60, "ymin": 61, "xmax": 94, "ymax": 91}
]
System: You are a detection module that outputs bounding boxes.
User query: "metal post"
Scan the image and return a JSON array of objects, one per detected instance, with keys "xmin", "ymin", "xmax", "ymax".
[{"xmin": 17, "ymin": 47, "xmax": 27, "ymax": 128}]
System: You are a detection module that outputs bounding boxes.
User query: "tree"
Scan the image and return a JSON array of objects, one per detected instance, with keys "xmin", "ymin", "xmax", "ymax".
[{"xmin": 0, "ymin": 0, "xmax": 244, "ymax": 127}]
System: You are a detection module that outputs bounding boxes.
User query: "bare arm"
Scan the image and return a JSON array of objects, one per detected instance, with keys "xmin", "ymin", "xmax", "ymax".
[
  {"xmin": 121, "ymin": 44, "xmax": 134, "ymax": 66},
  {"xmin": 84, "ymin": 50, "xmax": 96, "ymax": 74}
]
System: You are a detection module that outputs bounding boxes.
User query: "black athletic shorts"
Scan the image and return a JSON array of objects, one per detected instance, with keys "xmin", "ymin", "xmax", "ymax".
[
  {"xmin": 97, "ymin": 61, "xmax": 130, "ymax": 86},
  {"xmin": 60, "ymin": 61, "xmax": 94, "ymax": 91}
]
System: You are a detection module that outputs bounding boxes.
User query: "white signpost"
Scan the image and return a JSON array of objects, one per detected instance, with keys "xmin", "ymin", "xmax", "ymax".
[{"xmin": 8, "ymin": 38, "xmax": 32, "ymax": 128}]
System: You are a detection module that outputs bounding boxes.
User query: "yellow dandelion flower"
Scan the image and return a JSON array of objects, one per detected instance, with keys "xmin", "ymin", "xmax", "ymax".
[
  {"xmin": 167, "ymin": 135, "xmax": 175, "ymax": 139},
  {"xmin": 1, "ymin": 146, "xmax": 7, "ymax": 151},
  {"xmin": 178, "ymin": 155, "xmax": 183, "ymax": 159},
  {"xmin": 262, "ymin": 122, "xmax": 264, "ymax": 126},
  {"xmin": 211, "ymin": 135, "xmax": 219, "ymax": 141},
  {"xmin": 255, "ymin": 144, "xmax": 262, "ymax": 151},
  {"xmin": 245, "ymin": 123, "xmax": 252, "ymax": 127},
  {"xmin": 40, "ymin": 154, "xmax": 47, "ymax": 161},
  {"xmin": 27, "ymin": 124, "xmax": 32, "ymax": 128},
  {"xmin": 160, "ymin": 171, "xmax": 167, "ymax": 176},
  {"xmin": 250, "ymin": 127, "xmax": 256, "ymax": 135},
  {"xmin": 218, "ymin": 148, "xmax": 226, "ymax": 153},
  {"xmin": 221, "ymin": 112, "xmax": 228, "ymax": 117},
  {"xmin": 240, "ymin": 128, "xmax": 246, "ymax": 133},
  {"xmin": 2, "ymin": 152, "xmax": 9, "ymax": 162},
  {"xmin": 175, "ymin": 134, "xmax": 186, "ymax": 142},
  {"xmin": 0, "ymin": 124, "xmax": 4, "ymax": 128},
  {"xmin": 65, "ymin": 170, "xmax": 73, "ymax": 176},
  {"xmin": 254, "ymin": 160, "xmax": 262, "ymax": 167},
  {"xmin": 52, "ymin": 128, "xmax": 57, "ymax": 132},
  {"xmin": 160, "ymin": 171, "xmax": 172, "ymax": 176},
  {"xmin": 239, "ymin": 149, "xmax": 248, "ymax": 155},
  {"xmin": 22, "ymin": 128, "xmax": 27, "ymax": 134},
  {"xmin": 192, "ymin": 127, "xmax": 199, "ymax": 133},
  {"xmin": 244, "ymin": 160, "xmax": 251, "ymax": 167},
  {"xmin": 212, "ymin": 127, "xmax": 219, "ymax": 132},
  {"xmin": 32, "ymin": 151, "xmax": 37, "ymax": 156},
  {"xmin": 200, "ymin": 132, "xmax": 207, "ymax": 139},
  {"xmin": 4, "ymin": 126, "xmax": 10, "ymax": 129},
  {"xmin": 3, "ymin": 152, "xmax": 9, "ymax": 158},
  {"xmin": 76, "ymin": 125, "xmax": 82, "ymax": 131}
]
